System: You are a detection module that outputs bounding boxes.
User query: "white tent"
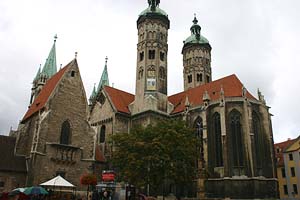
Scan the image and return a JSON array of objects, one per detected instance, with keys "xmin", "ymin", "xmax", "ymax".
[{"xmin": 40, "ymin": 175, "xmax": 75, "ymax": 188}]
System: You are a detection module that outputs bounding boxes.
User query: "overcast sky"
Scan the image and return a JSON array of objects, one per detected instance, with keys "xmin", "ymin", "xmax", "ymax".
[{"xmin": 0, "ymin": 0, "xmax": 299, "ymax": 142}]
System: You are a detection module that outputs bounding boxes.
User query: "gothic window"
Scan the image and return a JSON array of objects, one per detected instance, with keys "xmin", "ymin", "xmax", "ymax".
[
  {"xmin": 212, "ymin": 113, "xmax": 223, "ymax": 167},
  {"xmin": 149, "ymin": 50, "xmax": 155, "ymax": 60},
  {"xmin": 188, "ymin": 75, "xmax": 192, "ymax": 83},
  {"xmin": 60, "ymin": 121, "xmax": 71, "ymax": 145},
  {"xmin": 229, "ymin": 110, "xmax": 244, "ymax": 173},
  {"xmin": 206, "ymin": 75, "xmax": 210, "ymax": 83},
  {"xmin": 138, "ymin": 67, "xmax": 144, "ymax": 80},
  {"xmin": 253, "ymin": 112, "xmax": 264, "ymax": 171},
  {"xmin": 197, "ymin": 73, "xmax": 202, "ymax": 82},
  {"xmin": 140, "ymin": 51, "xmax": 144, "ymax": 61},
  {"xmin": 147, "ymin": 67, "xmax": 156, "ymax": 77},
  {"xmin": 160, "ymin": 52, "xmax": 165, "ymax": 61},
  {"xmin": 99, "ymin": 125, "xmax": 106, "ymax": 143},
  {"xmin": 159, "ymin": 67, "xmax": 165, "ymax": 79}
]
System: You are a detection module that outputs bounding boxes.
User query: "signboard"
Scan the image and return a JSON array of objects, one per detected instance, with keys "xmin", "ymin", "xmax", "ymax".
[{"xmin": 102, "ymin": 171, "xmax": 115, "ymax": 182}]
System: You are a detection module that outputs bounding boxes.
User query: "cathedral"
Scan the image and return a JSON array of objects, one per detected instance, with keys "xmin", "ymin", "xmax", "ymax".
[{"xmin": 1, "ymin": 0, "xmax": 278, "ymax": 199}]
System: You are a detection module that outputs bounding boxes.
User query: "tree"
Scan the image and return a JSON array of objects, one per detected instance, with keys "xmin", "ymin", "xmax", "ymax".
[{"xmin": 111, "ymin": 119, "xmax": 199, "ymax": 196}]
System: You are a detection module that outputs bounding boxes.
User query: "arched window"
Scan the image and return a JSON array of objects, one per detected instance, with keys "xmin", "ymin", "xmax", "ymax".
[
  {"xmin": 212, "ymin": 113, "xmax": 223, "ymax": 167},
  {"xmin": 159, "ymin": 67, "xmax": 165, "ymax": 79},
  {"xmin": 60, "ymin": 121, "xmax": 71, "ymax": 145},
  {"xmin": 99, "ymin": 125, "xmax": 106, "ymax": 143},
  {"xmin": 229, "ymin": 110, "xmax": 244, "ymax": 174},
  {"xmin": 253, "ymin": 112, "xmax": 264, "ymax": 174}
]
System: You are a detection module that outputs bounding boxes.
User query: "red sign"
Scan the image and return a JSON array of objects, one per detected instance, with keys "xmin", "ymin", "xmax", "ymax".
[{"xmin": 102, "ymin": 171, "xmax": 115, "ymax": 182}]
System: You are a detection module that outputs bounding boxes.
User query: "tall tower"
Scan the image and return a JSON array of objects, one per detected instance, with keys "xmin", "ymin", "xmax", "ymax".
[
  {"xmin": 132, "ymin": 0, "xmax": 170, "ymax": 114},
  {"xmin": 29, "ymin": 35, "xmax": 57, "ymax": 105},
  {"xmin": 182, "ymin": 15, "xmax": 212, "ymax": 91}
]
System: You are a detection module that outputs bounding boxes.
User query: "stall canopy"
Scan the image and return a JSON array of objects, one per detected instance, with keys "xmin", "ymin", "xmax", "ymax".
[{"xmin": 40, "ymin": 175, "xmax": 75, "ymax": 188}]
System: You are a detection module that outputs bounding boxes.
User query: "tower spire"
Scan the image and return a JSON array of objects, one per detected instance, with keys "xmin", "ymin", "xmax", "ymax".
[
  {"xmin": 41, "ymin": 35, "xmax": 57, "ymax": 78},
  {"xmin": 97, "ymin": 57, "xmax": 110, "ymax": 92}
]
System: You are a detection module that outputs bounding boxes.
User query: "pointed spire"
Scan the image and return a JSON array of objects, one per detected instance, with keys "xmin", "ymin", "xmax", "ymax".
[
  {"xmin": 190, "ymin": 14, "xmax": 201, "ymax": 40},
  {"xmin": 97, "ymin": 57, "xmax": 110, "ymax": 92},
  {"xmin": 41, "ymin": 35, "xmax": 57, "ymax": 78},
  {"xmin": 148, "ymin": 0, "xmax": 160, "ymax": 10},
  {"xmin": 90, "ymin": 83, "xmax": 97, "ymax": 100},
  {"xmin": 33, "ymin": 65, "xmax": 41, "ymax": 82},
  {"xmin": 185, "ymin": 95, "xmax": 190, "ymax": 107}
]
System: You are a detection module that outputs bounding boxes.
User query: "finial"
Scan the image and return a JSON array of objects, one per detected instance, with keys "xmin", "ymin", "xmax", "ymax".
[
  {"xmin": 75, "ymin": 52, "xmax": 78, "ymax": 58},
  {"xmin": 105, "ymin": 56, "xmax": 108, "ymax": 65},
  {"xmin": 60, "ymin": 64, "xmax": 62, "ymax": 70},
  {"xmin": 54, "ymin": 34, "xmax": 58, "ymax": 43},
  {"xmin": 193, "ymin": 14, "xmax": 198, "ymax": 24}
]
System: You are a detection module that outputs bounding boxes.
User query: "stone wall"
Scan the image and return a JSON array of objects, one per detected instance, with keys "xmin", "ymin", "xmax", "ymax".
[{"xmin": 0, "ymin": 172, "xmax": 27, "ymax": 192}]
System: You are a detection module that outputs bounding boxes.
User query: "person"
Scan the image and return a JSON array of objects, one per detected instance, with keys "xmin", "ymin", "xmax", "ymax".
[{"xmin": 101, "ymin": 191, "xmax": 109, "ymax": 200}]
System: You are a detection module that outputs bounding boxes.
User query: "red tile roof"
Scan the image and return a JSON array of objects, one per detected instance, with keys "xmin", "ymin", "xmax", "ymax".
[
  {"xmin": 168, "ymin": 74, "xmax": 256, "ymax": 114},
  {"xmin": 22, "ymin": 62, "xmax": 72, "ymax": 122},
  {"xmin": 104, "ymin": 86, "xmax": 134, "ymax": 114},
  {"xmin": 274, "ymin": 138, "xmax": 296, "ymax": 166}
]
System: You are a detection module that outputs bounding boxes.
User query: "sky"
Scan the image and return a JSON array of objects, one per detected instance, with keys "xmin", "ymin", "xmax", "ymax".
[{"xmin": 0, "ymin": 0, "xmax": 299, "ymax": 143}]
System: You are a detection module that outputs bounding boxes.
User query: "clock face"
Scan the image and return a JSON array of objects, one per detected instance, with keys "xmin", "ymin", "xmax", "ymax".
[{"xmin": 147, "ymin": 78, "xmax": 156, "ymax": 91}]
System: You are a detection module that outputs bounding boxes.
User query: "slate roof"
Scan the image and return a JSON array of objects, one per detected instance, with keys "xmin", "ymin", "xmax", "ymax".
[
  {"xmin": 0, "ymin": 135, "xmax": 27, "ymax": 173},
  {"xmin": 103, "ymin": 86, "xmax": 135, "ymax": 114},
  {"xmin": 22, "ymin": 60, "xmax": 74, "ymax": 122},
  {"xmin": 168, "ymin": 74, "xmax": 256, "ymax": 114},
  {"xmin": 274, "ymin": 138, "xmax": 296, "ymax": 167}
]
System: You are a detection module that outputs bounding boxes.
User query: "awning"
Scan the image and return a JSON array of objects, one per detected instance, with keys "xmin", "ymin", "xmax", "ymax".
[{"xmin": 40, "ymin": 175, "xmax": 75, "ymax": 188}]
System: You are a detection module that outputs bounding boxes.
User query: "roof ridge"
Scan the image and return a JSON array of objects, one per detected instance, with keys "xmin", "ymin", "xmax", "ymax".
[{"xmin": 104, "ymin": 85, "xmax": 134, "ymax": 96}]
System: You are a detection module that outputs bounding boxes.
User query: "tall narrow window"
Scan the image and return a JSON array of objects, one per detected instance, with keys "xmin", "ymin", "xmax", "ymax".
[
  {"xmin": 293, "ymin": 184, "xmax": 298, "ymax": 194},
  {"xmin": 253, "ymin": 112, "xmax": 264, "ymax": 173},
  {"xmin": 281, "ymin": 168, "xmax": 286, "ymax": 178},
  {"xmin": 188, "ymin": 75, "xmax": 192, "ymax": 83},
  {"xmin": 197, "ymin": 74, "xmax": 201, "ymax": 82},
  {"xmin": 149, "ymin": 50, "xmax": 155, "ymax": 59},
  {"xmin": 212, "ymin": 113, "xmax": 223, "ymax": 167},
  {"xmin": 206, "ymin": 75, "xmax": 210, "ymax": 83},
  {"xmin": 159, "ymin": 67, "xmax": 165, "ymax": 79},
  {"xmin": 160, "ymin": 52, "xmax": 165, "ymax": 61},
  {"xmin": 291, "ymin": 167, "xmax": 295, "ymax": 177},
  {"xmin": 230, "ymin": 110, "xmax": 244, "ymax": 174},
  {"xmin": 99, "ymin": 125, "xmax": 106, "ymax": 143},
  {"xmin": 60, "ymin": 121, "xmax": 71, "ymax": 145},
  {"xmin": 289, "ymin": 153, "xmax": 293, "ymax": 160},
  {"xmin": 283, "ymin": 185, "xmax": 288, "ymax": 195},
  {"xmin": 140, "ymin": 52, "xmax": 144, "ymax": 61}
]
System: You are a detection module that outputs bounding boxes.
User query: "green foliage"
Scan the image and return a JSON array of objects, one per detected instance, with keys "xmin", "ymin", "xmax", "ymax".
[{"xmin": 111, "ymin": 119, "xmax": 199, "ymax": 194}]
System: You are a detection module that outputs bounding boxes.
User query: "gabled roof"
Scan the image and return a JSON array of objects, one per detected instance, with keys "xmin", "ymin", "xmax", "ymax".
[
  {"xmin": 22, "ymin": 60, "xmax": 73, "ymax": 122},
  {"xmin": 0, "ymin": 135, "xmax": 26, "ymax": 172},
  {"xmin": 40, "ymin": 175, "xmax": 75, "ymax": 187},
  {"xmin": 274, "ymin": 138, "xmax": 296, "ymax": 166},
  {"xmin": 103, "ymin": 86, "xmax": 134, "ymax": 114},
  {"xmin": 168, "ymin": 74, "xmax": 256, "ymax": 114}
]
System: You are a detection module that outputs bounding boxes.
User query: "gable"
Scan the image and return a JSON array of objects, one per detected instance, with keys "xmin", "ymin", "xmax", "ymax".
[
  {"xmin": 168, "ymin": 74, "xmax": 256, "ymax": 114},
  {"xmin": 103, "ymin": 86, "xmax": 135, "ymax": 114},
  {"xmin": 22, "ymin": 61, "xmax": 73, "ymax": 122}
]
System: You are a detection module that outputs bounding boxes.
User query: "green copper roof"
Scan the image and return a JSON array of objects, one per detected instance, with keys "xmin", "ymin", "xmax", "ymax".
[
  {"xmin": 90, "ymin": 84, "xmax": 97, "ymax": 100},
  {"xmin": 139, "ymin": 6, "xmax": 168, "ymax": 17},
  {"xmin": 139, "ymin": 0, "xmax": 167, "ymax": 17},
  {"xmin": 184, "ymin": 15, "xmax": 209, "ymax": 45},
  {"xmin": 41, "ymin": 35, "xmax": 57, "ymax": 78},
  {"xmin": 97, "ymin": 57, "xmax": 110, "ymax": 92},
  {"xmin": 33, "ymin": 66, "xmax": 41, "ymax": 82}
]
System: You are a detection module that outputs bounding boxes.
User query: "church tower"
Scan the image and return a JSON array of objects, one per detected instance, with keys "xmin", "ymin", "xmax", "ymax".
[
  {"xmin": 30, "ymin": 35, "xmax": 57, "ymax": 105},
  {"xmin": 182, "ymin": 16, "xmax": 211, "ymax": 91},
  {"xmin": 132, "ymin": 0, "xmax": 170, "ymax": 114}
]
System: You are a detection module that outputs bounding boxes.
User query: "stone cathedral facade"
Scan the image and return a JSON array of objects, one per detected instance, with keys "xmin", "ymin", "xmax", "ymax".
[
  {"xmin": 5, "ymin": 0, "xmax": 278, "ymax": 199},
  {"xmin": 89, "ymin": 0, "xmax": 278, "ymax": 199}
]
